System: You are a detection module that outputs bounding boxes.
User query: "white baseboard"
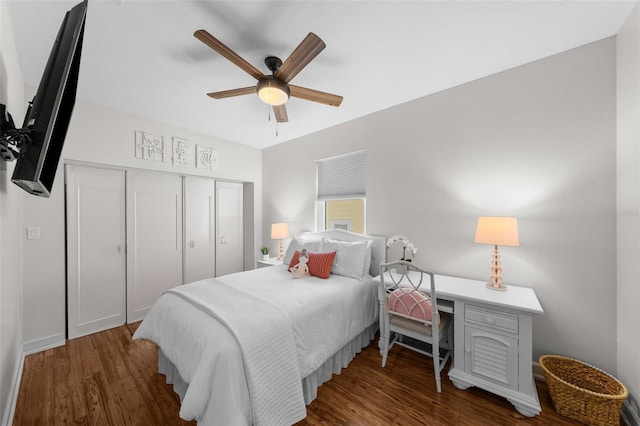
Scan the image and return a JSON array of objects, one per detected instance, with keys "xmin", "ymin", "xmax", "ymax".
[
  {"xmin": 622, "ymin": 397, "xmax": 640, "ymax": 426},
  {"xmin": 532, "ymin": 360, "xmax": 544, "ymax": 381},
  {"xmin": 23, "ymin": 333, "xmax": 65, "ymax": 355},
  {"xmin": 1, "ymin": 334, "xmax": 65, "ymax": 426},
  {"xmin": 1, "ymin": 349, "xmax": 24, "ymax": 426}
]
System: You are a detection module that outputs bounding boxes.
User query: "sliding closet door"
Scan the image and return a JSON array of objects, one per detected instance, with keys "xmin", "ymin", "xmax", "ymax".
[
  {"xmin": 127, "ymin": 171, "xmax": 183, "ymax": 322},
  {"xmin": 66, "ymin": 165, "xmax": 126, "ymax": 339},
  {"xmin": 215, "ymin": 181, "xmax": 244, "ymax": 276},
  {"xmin": 183, "ymin": 176, "xmax": 216, "ymax": 283}
]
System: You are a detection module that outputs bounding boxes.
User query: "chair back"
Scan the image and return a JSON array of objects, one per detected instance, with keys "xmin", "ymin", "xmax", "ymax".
[
  {"xmin": 379, "ymin": 260, "xmax": 441, "ymax": 335},
  {"xmin": 377, "ymin": 260, "xmax": 452, "ymax": 393}
]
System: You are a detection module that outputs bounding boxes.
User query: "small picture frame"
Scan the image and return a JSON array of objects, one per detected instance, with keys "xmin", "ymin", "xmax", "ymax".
[
  {"xmin": 134, "ymin": 131, "xmax": 168, "ymax": 163},
  {"xmin": 172, "ymin": 137, "xmax": 194, "ymax": 167},
  {"xmin": 197, "ymin": 145, "xmax": 219, "ymax": 170}
]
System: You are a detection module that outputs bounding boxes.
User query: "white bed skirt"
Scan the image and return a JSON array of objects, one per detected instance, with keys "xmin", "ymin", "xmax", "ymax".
[
  {"xmin": 300, "ymin": 322, "xmax": 377, "ymax": 404},
  {"xmin": 158, "ymin": 322, "xmax": 378, "ymax": 411}
]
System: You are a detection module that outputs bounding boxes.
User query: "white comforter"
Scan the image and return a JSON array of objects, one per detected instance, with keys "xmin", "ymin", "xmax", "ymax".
[
  {"xmin": 166, "ymin": 280, "xmax": 306, "ymax": 425},
  {"xmin": 134, "ymin": 265, "xmax": 378, "ymax": 425}
]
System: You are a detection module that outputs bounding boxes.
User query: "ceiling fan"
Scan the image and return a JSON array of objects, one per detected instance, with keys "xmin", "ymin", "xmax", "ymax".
[{"xmin": 194, "ymin": 30, "xmax": 343, "ymax": 123}]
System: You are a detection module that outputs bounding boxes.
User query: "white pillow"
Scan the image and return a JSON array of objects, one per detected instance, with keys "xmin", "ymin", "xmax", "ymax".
[
  {"xmin": 321, "ymin": 238, "xmax": 372, "ymax": 280},
  {"xmin": 363, "ymin": 242, "xmax": 372, "ymax": 276},
  {"xmin": 283, "ymin": 235, "xmax": 322, "ymax": 264}
]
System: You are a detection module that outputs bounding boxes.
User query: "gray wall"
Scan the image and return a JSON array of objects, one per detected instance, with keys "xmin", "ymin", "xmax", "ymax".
[
  {"xmin": 0, "ymin": 1, "xmax": 24, "ymax": 422},
  {"xmin": 617, "ymin": 2, "xmax": 640, "ymax": 420},
  {"xmin": 263, "ymin": 39, "xmax": 618, "ymax": 373}
]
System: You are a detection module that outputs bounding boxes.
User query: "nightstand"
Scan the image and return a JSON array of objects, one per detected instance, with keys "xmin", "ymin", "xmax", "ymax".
[{"xmin": 256, "ymin": 257, "xmax": 283, "ymax": 268}]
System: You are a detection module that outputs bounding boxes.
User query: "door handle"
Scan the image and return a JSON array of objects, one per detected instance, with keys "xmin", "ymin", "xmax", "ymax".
[{"xmin": 188, "ymin": 240, "xmax": 195, "ymax": 248}]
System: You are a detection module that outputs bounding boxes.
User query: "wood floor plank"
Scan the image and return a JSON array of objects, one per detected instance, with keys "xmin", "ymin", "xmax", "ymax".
[
  {"xmin": 14, "ymin": 324, "xmax": 597, "ymax": 425},
  {"xmin": 82, "ymin": 371, "xmax": 119, "ymax": 426},
  {"xmin": 15, "ymin": 349, "xmax": 56, "ymax": 424}
]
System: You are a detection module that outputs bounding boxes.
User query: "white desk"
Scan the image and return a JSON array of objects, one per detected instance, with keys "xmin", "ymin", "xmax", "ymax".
[{"xmin": 375, "ymin": 272, "xmax": 544, "ymax": 417}]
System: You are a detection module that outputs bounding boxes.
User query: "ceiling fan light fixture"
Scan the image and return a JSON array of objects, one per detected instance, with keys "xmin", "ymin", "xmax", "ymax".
[{"xmin": 257, "ymin": 77, "xmax": 290, "ymax": 106}]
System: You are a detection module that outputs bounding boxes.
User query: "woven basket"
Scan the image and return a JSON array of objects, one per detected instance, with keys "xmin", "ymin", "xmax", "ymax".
[{"xmin": 539, "ymin": 355, "xmax": 628, "ymax": 426}]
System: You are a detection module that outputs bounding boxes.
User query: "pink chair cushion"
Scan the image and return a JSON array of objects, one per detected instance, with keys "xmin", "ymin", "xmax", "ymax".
[{"xmin": 388, "ymin": 288, "xmax": 434, "ymax": 322}]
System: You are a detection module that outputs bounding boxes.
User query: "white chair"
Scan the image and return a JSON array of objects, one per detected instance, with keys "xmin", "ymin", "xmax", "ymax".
[{"xmin": 378, "ymin": 260, "xmax": 453, "ymax": 393}]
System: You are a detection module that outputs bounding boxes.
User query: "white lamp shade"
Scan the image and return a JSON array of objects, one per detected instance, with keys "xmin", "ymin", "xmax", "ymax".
[
  {"xmin": 271, "ymin": 223, "xmax": 289, "ymax": 239},
  {"xmin": 474, "ymin": 217, "xmax": 519, "ymax": 247}
]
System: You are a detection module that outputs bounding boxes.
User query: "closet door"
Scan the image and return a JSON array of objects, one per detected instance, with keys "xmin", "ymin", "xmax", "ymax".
[
  {"xmin": 66, "ymin": 165, "xmax": 126, "ymax": 339},
  {"xmin": 184, "ymin": 176, "xmax": 215, "ymax": 283},
  {"xmin": 127, "ymin": 171, "xmax": 183, "ymax": 322},
  {"xmin": 215, "ymin": 181, "xmax": 244, "ymax": 276}
]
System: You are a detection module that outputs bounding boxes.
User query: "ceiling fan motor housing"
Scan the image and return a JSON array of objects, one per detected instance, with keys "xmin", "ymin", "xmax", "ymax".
[{"xmin": 264, "ymin": 56, "xmax": 283, "ymax": 73}]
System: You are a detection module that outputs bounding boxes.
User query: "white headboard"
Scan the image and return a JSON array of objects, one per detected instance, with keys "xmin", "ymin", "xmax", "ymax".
[{"xmin": 301, "ymin": 229, "xmax": 386, "ymax": 277}]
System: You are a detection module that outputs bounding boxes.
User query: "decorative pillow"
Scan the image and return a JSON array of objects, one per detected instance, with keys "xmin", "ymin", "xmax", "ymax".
[
  {"xmin": 289, "ymin": 250, "xmax": 336, "ymax": 279},
  {"xmin": 283, "ymin": 236, "xmax": 322, "ymax": 265},
  {"xmin": 387, "ymin": 288, "xmax": 437, "ymax": 323},
  {"xmin": 321, "ymin": 238, "xmax": 371, "ymax": 279}
]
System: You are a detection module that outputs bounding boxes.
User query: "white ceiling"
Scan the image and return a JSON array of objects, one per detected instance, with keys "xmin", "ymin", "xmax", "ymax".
[{"xmin": 7, "ymin": 0, "xmax": 637, "ymax": 149}]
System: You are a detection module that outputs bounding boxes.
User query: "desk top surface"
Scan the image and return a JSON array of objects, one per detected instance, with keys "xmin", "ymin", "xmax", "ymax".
[{"xmin": 375, "ymin": 271, "xmax": 544, "ymax": 315}]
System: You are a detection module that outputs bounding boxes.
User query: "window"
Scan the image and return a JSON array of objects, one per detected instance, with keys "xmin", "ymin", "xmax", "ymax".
[
  {"xmin": 326, "ymin": 199, "xmax": 365, "ymax": 233},
  {"xmin": 316, "ymin": 151, "xmax": 366, "ymax": 234}
]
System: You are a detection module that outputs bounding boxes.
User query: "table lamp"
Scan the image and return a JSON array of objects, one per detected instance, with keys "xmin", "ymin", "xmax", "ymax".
[
  {"xmin": 271, "ymin": 223, "xmax": 289, "ymax": 261},
  {"xmin": 474, "ymin": 217, "xmax": 519, "ymax": 291}
]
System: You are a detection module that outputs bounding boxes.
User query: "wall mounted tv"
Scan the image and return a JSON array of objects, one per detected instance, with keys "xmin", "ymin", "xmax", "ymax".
[{"xmin": 0, "ymin": 0, "xmax": 87, "ymax": 197}]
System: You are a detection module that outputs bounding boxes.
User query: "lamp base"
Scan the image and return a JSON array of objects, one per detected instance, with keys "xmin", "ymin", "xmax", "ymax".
[
  {"xmin": 486, "ymin": 282, "xmax": 507, "ymax": 291},
  {"xmin": 486, "ymin": 245, "xmax": 507, "ymax": 291}
]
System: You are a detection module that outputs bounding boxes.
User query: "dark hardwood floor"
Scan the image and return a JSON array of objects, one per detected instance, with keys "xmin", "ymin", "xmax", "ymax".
[{"xmin": 13, "ymin": 323, "xmax": 588, "ymax": 425}]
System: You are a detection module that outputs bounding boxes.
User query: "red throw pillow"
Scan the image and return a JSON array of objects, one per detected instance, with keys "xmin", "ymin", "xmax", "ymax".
[
  {"xmin": 288, "ymin": 250, "xmax": 336, "ymax": 279},
  {"xmin": 307, "ymin": 251, "xmax": 336, "ymax": 279}
]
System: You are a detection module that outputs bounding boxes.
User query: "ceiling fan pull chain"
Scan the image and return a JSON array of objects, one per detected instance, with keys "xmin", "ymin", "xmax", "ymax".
[
  {"xmin": 267, "ymin": 81, "xmax": 272, "ymax": 121},
  {"xmin": 268, "ymin": 81, "xmax": 272, "ymax": 121}
]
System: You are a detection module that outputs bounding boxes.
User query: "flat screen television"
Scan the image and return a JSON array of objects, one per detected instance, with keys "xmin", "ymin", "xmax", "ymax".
[{"xmin": 11, "ymin": 0, "xmax": 87, "ymax": 197}]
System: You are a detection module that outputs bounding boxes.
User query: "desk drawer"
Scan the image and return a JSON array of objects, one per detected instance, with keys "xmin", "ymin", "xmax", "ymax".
[{"xmin": 465, "ymin": 305, "xmax": 518, "ymax": 333}]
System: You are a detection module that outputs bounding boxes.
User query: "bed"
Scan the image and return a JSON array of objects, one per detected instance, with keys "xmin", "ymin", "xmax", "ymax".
[{"xmin": 133, "ymin": 229, "xmax": 386, "ymax": 425}]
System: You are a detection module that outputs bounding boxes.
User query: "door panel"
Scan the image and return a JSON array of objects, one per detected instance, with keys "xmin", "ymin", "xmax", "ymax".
[
  {"xmin": 127, "ymin": 171, "xmax": 183, "ymax": 322},
  {"xmin": 215, "ymin": 181, "xmax": 243, "ymax": 276},
  {"xmin": 66, "ymin": 165, "xmax": 126, "ymax": 338},
  {"xmin": 464, "ymin": 325, "xmax": 518, "ymax": 390},
  {"xmin": 184, "ymin": 176, "xmax": 215, "ymax": 283}
]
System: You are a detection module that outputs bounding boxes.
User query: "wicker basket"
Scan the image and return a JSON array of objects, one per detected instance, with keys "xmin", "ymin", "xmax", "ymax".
[{"xmin": 539, "ymin": 355, "xmax": 628, "ymax": 426}]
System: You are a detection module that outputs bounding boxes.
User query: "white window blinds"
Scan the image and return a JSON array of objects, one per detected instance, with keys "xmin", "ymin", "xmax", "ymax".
[{"xmin": 316, "ymin": 150, "xmax": 366, "ymax": 201}]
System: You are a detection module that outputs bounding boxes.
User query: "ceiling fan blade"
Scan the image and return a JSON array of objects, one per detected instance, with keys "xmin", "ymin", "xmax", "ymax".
[
  {"xmin": 274, "ymin": 32, "xmax": 325, "ymax": 83},
  {"xmin": 207, "ymin": 86, "xmax": 256, "ymax": 99},
  {"xmin": 289, "ymin": 85, "xmax": 343, "ymax": 107},
  {"xmin": 194, "ymin": 30, "xmax": 266, "ymax": 81},
  {"xmin": 273, "ymin": 104, "xmax": 288, "ymax": 123}
]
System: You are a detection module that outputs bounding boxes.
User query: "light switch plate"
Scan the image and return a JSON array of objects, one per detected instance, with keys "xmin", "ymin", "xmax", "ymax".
[{"xmin": 26, "ymin": 227, "xmax": 40, "ymax": 240}]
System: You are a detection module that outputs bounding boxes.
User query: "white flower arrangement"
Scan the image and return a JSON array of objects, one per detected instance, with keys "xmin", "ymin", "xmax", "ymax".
[{"xmin": 386, "ymin": 234, "xmax": 418, "ymax": 260}]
